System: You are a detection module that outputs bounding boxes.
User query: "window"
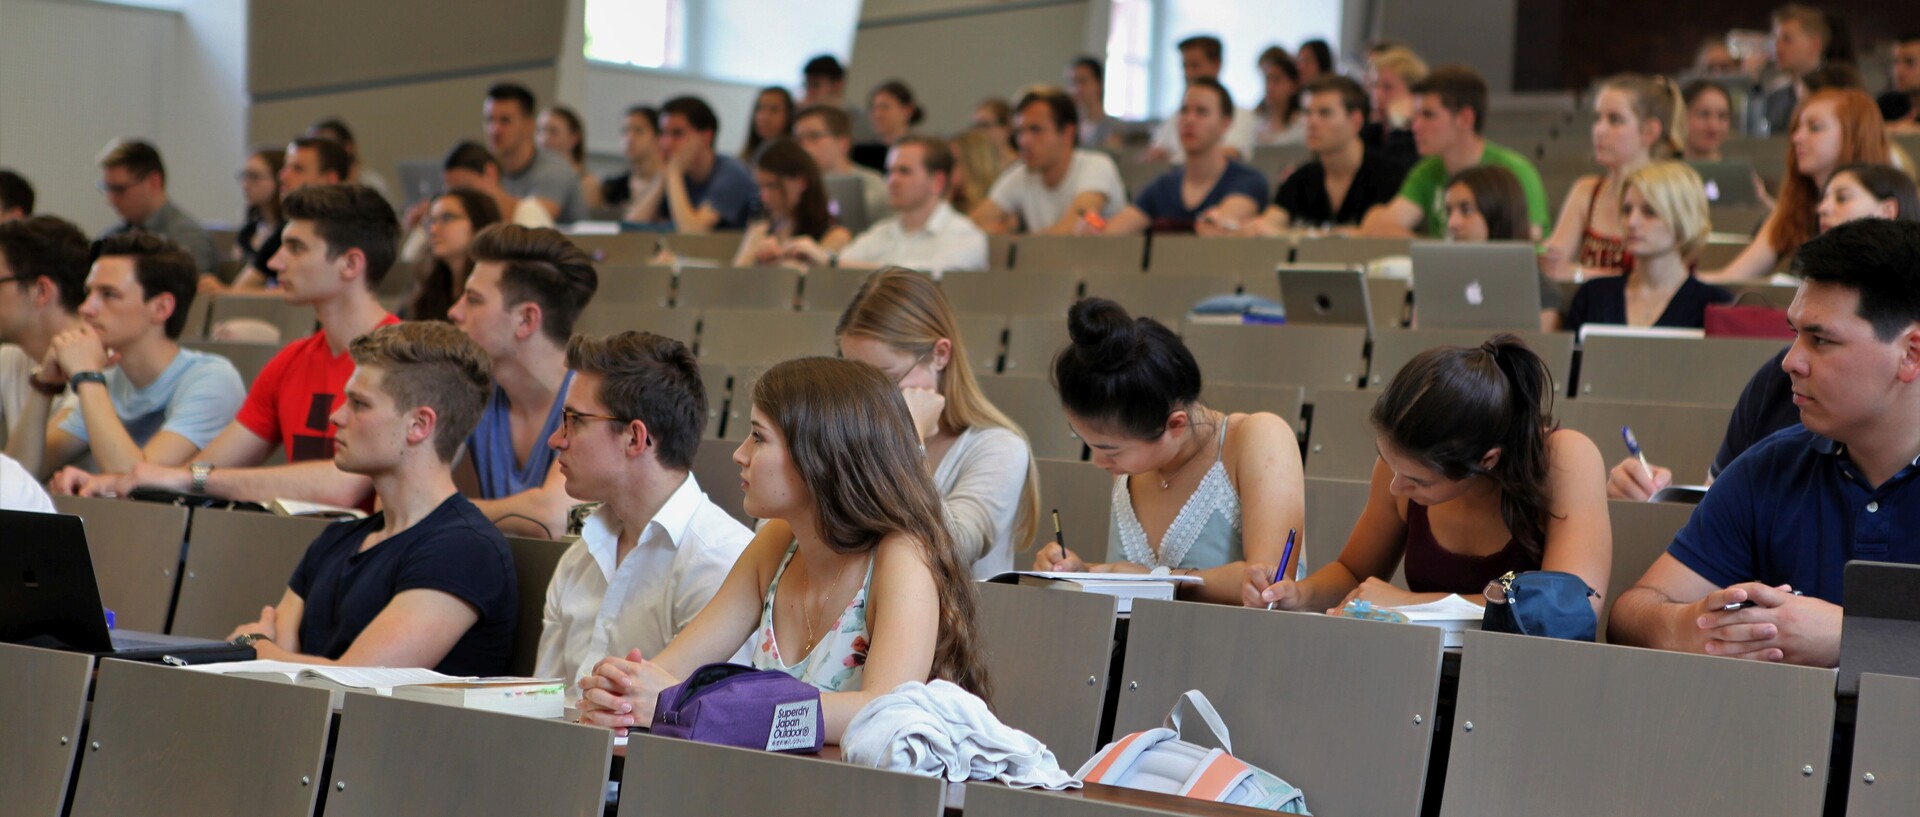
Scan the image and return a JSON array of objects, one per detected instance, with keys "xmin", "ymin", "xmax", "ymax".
[
  {"xmin": 1102, "ymin": 0, "xmax": 1344, "ymax": 120},
  {"xmin": 584, "ymin": 0, "xmax": 686, "ymax": 70},
  {"xmin": 1104, "ymin": 0, "xmax": 1154, "ymax": 120}
]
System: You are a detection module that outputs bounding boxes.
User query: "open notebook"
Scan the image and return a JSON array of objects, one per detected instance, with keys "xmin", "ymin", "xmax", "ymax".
[{"xmin": 181, "ymin": 660, "xmax": 564, "ymax": 716}]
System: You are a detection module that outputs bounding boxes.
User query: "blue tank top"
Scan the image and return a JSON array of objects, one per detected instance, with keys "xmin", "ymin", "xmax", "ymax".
[{"xmin": 469, "ymin": 370, "xmax": 573, "ymax": 499}]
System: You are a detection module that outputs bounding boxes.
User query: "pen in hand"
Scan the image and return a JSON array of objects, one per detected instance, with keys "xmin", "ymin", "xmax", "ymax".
[
  {"xmin": 1051, "ymin": 509, "xmax": 1066, "ymax": 569},
  {"xmin": 1266, "ymin": 528, "xmax": 1298, "ymax": 611},
  {"xmin": 1621, "ymin": 426, "xmax": 1654, "ymax": 483}
]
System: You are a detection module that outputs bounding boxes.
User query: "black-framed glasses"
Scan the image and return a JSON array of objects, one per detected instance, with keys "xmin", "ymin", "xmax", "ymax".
[{"xmin": 561, "ymin": 407, "xmax": 630, "ymax": 436}]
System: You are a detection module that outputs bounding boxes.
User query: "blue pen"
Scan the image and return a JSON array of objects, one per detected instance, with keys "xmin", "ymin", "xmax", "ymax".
[
  {"xmin": 1621, "ymin": 426, "xmax": 1654, "ymax": 483},
  {"xmin": 1266, "ymin": 529, "xmax": 1298, "ymax": 611}
]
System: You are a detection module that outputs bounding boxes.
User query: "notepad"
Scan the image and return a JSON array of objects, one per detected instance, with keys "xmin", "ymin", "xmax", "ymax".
[
  {"xmin": 993, "ymin": 571, "xmax": 1202, "ymax": 614},
  {"xmin": 1389, "ymin": 594, "xmax": 1486, "ymax": 648}
]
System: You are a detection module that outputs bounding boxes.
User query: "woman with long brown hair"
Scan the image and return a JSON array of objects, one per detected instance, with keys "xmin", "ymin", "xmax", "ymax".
[
  {"xmin": 577, "ymin": 357, "xmax": 991, "ymax": 743},
  {"xmin": 1704, "ymin": 88, "xmax": 1889, "ymax": 282},
  {"xmin": 837, "ymin": 269, "xmax": 1040, "ymax": 577},
  {"xmin": 732, "ymin": 138, "xmax": 850, "ymax": 266},
  {"xmin": 406, "ymin": 188, "xmax": 503, "ymax": 321}
]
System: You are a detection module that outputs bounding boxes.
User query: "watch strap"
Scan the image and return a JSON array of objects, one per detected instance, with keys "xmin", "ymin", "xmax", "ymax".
[
  {"xmin": 190, "ymin": 462, "xmax": 214, "ymax": 495},
  {"xmin": 69, "ymin": 371, "xmax": 108, "ymax": 388}
]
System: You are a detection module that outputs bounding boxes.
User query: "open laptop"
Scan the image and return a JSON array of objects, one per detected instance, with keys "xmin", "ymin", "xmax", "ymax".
[
  {"xmin": 1276, "ymin": 265, "xmax": 1374, "ymax": 335},
  {"xmin": 0, "ymin": 510, "xmax": 239, "ymax": 661},
  {"xmin": 1839, "ymin": 560, "xmax": 1920, "ymax": 696},
  {"xmin": 1411, "ymin": 241, "xmax": 1543, "ymax": 331},
  {"xmin": 1685, "ymin": 160, "xmax": 1761, "ymax": 207},
  {"xmin": 397, "ymin": 160, "xmax": 445, "ymax": 214},
  {"xmin": 824, "ymin": 174, "xmax": 877, "ymax": 235}
]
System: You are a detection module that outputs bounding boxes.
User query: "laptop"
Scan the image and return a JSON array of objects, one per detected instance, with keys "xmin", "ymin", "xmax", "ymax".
[
  {"xmin": 1686, "ymin": 160, "xmax": 1761, "ymax": 207},
  {"xmin": 397, "ymin": 160, "xmax": 445, "ymax": 214},
  {"xmin": 1410, "ymin": 241, "xmax": 1544, "ymax": 331},
  {"xmin": 1276, "ymin": 265, "xmax": 1374, "ymax": 335},
  {"xmin": 1838, "ymin": 560, "xmax": 1920, "ymax": 696},
  {"xmin": 824, "ymin": 174, "xmax": 875, "ymax": 235},
  {"xmin": 0, "ymin": 510, "xmax": 240, "ymax": 661}
]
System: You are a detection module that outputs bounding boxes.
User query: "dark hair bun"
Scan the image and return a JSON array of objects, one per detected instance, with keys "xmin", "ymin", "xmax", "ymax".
[{"xmin": 1067, "ymin": 297, "xmax": 1141, "ymax": 373}]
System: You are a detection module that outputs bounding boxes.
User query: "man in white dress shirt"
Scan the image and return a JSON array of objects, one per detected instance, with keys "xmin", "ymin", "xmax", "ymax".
[
  {"xmin": 535, "ymin": 330, "xmax": 752, "ymax": 697},
  {"xmin": 785, "ymin": 136, "xmax": 987, "ymax": 274}
]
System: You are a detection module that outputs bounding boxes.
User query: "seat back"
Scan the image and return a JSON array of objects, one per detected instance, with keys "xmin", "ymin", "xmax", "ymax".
[
  {"xmin": 1442, "ymin": 630, "xmax": 1836, "ymax": 817},
  {"xmin": 1599, "ymin": 500, "xmax": 1697, "ymax": 639},
  {"xmin": 1180, "ymin": 322, "xmax": 1369, "ymax": 389},
  {"xmin": 1001, "ymin": 316, "xmax": 1070, "ymax": 376},
  {"xmin": 0, "ymin": 643, "xmax": 93, "ymax": 817},
  {"xmin": 1305, "ymin": 477, "xmax": 1373, "ymax": 563},
  {"xmin": 1303, "ymin": 388, "xmax": 1382, "ymax": 481},
  {"xmin": 978, "ymin": 375, "xmax": 1082, "ymax": 461},
  {"xmin": 505, "ymin": 536, "xmax": 570, "ymax": 677},
  {"xmin": 655, "ymin": 232, "xmax": 745, "ymax": 264},
  {"xmin": 1576, "ymin": 335, "xmax": 1786, "ymax": 404},
  {"xmin": 800, "ymin": 266, "xmax": 887, "ymax": 312},
  {"xmin": 956, "ymin": 313, "xmax": 1008, "ymax": 373},
  {"xmin": 1081, "ymin": 273, "xmax": 1238, "ymax": 328},
  {"xmin": 171, "ymin": 509, "xmax": 336, "ymax": 638},
  {"xmin": 50, "ymin": 496, "xmax": 188, "ymax": 633},
  {"xmin": 183, "ymin": 340, "xmax": 282, "ymax": 390},
  {"xmin": 1016, "ymin": 236, "xmax": 1145, "ymax": 274},
  {"xmin": 1293, "ymin": 236, "xmax": 1411, "ymax": 266},
  {"xmin": 572, "ymin": 233, "xmax": 659, "ymax": 266},
  {"xmin": 1145, "ymin": 235, "xmax": 1291, "ymax": 278},
  {"xmin": 675, "ymin": 267, "xmax": 800, "ymax": 310},
  {"xmin": 593, "ymin": 265, "xmax": 676, "ymax": 308},
  {"xmin": 697, "ymin": 310, "xmax": 838, "ymax": 365},
  {"xmin": 1032, "ymin": 458, "xmax": 1110, "ymax": 555},
  {"xmin": 691, "ymin": 441, "xmax": 753, "ymax": 526},
  {"xmin": 1849, "ymin": 673, "xmax": 1920, "ymax": 817},
  {"xmin": 1116, "ymin": 601, "xmax": 1445, "ymax": 816},
  {"xmin": 70, "ymin": 659, "xmax": 332, "ymax": 817},
  {"xmin": 1205, "ymin": 382, "xmax": 1306, "ymax": 431},
  {"xmin": 939, "ymin": 270, "xmax": 1080, "ymax": 317},
  {"xmin": 1368, "ymin": 328, "xmax": 1575, "ymax": 395},
  {"xmin": 573, "ymin": 304, "xmax": 699, "ymax": 347},
  {"xmin": 620, "ymin": 733, "xmax": 945, "ymax": 816},
  {"xmin": 325, "ymin": 693, "xmax": 612, "ymax": 817},
  {"xmin": 208, "ymin": 294, "xmax": 318, "ymax": 343},
  {"xmin": 1556, "ymin": 399, "xmax": 1732, "ymax": 486},
  {"xmin": 976, "ymin": 582, "xmax": 1121, "ymax": 770}
]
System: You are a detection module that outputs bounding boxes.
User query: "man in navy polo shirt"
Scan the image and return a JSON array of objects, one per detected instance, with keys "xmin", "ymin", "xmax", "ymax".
[
  {"xmin": 1610, "ymin": 219, "xmax": 1920, "ymax": 667},
  {"xmin": 225, "ymin": 322, "xmax": 517, "ymax": 676}
]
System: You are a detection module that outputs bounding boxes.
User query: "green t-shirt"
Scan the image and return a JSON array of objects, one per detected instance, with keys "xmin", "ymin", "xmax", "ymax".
[{"xmin": 1394, "ymin": 140, "xmax": 1551, "ymax": 238}]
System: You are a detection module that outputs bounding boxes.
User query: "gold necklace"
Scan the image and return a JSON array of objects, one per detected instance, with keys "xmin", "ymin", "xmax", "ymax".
[{"xmin": 799, "ymin": 554, "xmax": 853, "ymax": 657}]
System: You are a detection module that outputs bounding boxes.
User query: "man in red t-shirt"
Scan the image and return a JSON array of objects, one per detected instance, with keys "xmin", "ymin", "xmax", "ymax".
[{"xmin": 87, "ymin": 185, "xmax": 397, "ymax": 505}]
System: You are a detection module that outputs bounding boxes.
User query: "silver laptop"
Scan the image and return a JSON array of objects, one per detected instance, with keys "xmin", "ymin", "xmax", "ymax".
[
  {"xmin": 1839, "ymin": 560, "xmax": 1920, "ymax": 695},
  {"xmin": 1686, "ymin": 160, "xmax": 1761, "ymax": 207},
  {"xmin": 1277, "ymin": 265, "xmax": 1374, "ymax": 335},
  {"xmin": 1411, "ymin": 241, "xmax": 1543, "ymax": 331},
  {"xmin": 397, "ymin": 160, "xmax": 445, "ymax": 213},
  {"xmin": 824, "ymin": 174, "xmax": 877, "ymax": 235}
]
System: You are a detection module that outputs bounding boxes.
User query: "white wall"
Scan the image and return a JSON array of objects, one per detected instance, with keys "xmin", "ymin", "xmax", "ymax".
[
  {"xmin": 851, "ymin": 0, "xmax": 1093, "ymax": 136},
  {"xmin": 0, "ymin": 0, "xmax": 245, "ymax": 235},
  {"xmin": 559, "ymin": 0, "xmax": 767, "ymax": 161}
]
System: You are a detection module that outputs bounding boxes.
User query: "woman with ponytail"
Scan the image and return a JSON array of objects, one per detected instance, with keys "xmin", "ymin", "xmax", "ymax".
[
  {"xmin": 1036, "ymin": 298, "xmax": 1305, "ymax": 606},
  {"xmin": 1544, "ymin": 73, "xmax": 1687, "ymax": 281},
  {"xmin": 1247, "ymin": 335, "xmax": 1611, "ymax": 614},
  {"xmin": 578, "ymin": 357, "xmax": 990, "ymax": 743}
]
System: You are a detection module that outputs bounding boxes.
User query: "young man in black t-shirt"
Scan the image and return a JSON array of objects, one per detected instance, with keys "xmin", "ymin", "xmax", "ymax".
[
  {"xmin": 226, "ymin": 321, "xmax": 517, "ymax": 676},
  {"xmin": 1238, "ymin": 75, "xmax": 1411, "ymax": 234}
]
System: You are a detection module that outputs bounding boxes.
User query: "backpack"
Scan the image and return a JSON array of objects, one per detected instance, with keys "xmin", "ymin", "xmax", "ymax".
[{"xmin": 1074, "ymin": 690, "xmax": 1310, "ymax": 813}]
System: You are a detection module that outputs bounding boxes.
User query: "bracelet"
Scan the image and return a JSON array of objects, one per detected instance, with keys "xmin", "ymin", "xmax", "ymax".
[{"xmin": 28, "ymin": 367, "xmax": 65, "ymax": 397}]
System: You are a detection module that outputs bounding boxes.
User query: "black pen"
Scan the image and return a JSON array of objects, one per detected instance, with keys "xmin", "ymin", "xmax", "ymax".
[{"xmin": 1051, "ymin": 509, "xmax": 1065, "ymax": 569}]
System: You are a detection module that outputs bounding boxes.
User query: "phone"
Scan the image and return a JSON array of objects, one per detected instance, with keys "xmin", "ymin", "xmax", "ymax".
[{"xmin": 1721, "ymin": 600, "xmax": 1758, "ymax": 611}]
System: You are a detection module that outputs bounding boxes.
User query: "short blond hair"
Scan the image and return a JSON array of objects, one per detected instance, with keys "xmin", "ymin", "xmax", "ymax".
[
  {"xmin": 348, "ymin": 322, "xmax": 493, "ymax": 462},
  {"xmin": 1369, "ymin": 47, "xmax": 1428, "ymax": 85},
  {"xmin": 1624, "ymin": 161, "xmax": 1712, "ymax": 263}
]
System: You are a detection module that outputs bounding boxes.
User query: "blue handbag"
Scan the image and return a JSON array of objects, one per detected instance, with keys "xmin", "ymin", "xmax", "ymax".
[{"xmin": 1481, "ymin": 570, "xmax": 1598, "ymax": 641}]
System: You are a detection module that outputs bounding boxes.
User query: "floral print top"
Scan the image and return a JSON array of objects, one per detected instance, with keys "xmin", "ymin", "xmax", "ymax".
[{"xmin": 747, "ymin": 542, "xmax": 872, "ymax": 692}]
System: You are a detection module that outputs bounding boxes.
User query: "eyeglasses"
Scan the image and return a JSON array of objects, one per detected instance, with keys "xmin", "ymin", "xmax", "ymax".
[
  {"xmin": 427, "ymin": 213, "xmax": 469, "ymax": 226},
  {"xmin": 890, "ymin": 348, "xmax": 932, "ymax": 386},
  {"xmin": 561, "ymin": 407, "xmax": 628, "ymax": 435},
  {"xmin": 97, "ymin": 180, "xmax": 139, "ymax": 195},
  {"xmin": 235, "ymin": 171, "xmax": 273, "ymax": 183}
]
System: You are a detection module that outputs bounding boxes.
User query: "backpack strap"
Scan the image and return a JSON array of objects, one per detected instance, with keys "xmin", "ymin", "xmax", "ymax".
[
  {"xmin": 1178, "ymin": 748, "xmax": 1256, "ymax": 802},
  {"xmin": 1165, "ymin": 689, "xmax": 1235, "ymax": 754},
  {"xmin": 1076, "ymin": 730, "xmax": 1153, "ymax": 784}
]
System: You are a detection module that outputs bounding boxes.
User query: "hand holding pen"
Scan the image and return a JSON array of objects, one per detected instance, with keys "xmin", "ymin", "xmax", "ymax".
[{"xmin": 1609, "ymin": 426, "xmax": 1674, "ymax": 502}]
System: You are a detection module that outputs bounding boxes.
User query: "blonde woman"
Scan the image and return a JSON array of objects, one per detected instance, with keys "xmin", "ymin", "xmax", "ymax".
[
  {"xmin": 948, "ymin": 129, "xmax": 1010, "ymax": 215},
  {"xmin": 1544, "ymin": 74, "xmax": 1687, "ymax": 281},
  {"xmin": 1564, "ymin": 162, "xmax": 1731, "ymax": 334},
  {"xmin": 835, "ymin": 269, "xmax": 1040, "ymax": 578}
]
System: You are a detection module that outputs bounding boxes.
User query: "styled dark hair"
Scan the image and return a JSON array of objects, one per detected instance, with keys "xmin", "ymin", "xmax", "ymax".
[
  {"xmin": 1447, "ymin": 165, "xmax": 1531, "ymax": 241},
  {"xmin": 543, "ymin": 105, "xmax": 587, "ymax": 165},
  {"xmin": 282, "ymin": 184, "xmax": 401, "ymax": 289},
  {"xmin": 485, "ymin": 82, "xmax": 537, "ymax": 117},
  {"xmin": 467, "ymin": 224, "xmax": 600, "ymax": 344},
  {"xmin": 743, "ymin": 87, "xmax": 796, "ymax": 161},
  {"xmin": 1371, "ymin": 333, "xmax": 1559, "ymax": 560},
  {"xmin": 443, "ymin": 140, "xmax": 499, "ymax": 176},
  {"xmin": 1307, "ymin": 75, "xmax": 1370, "ymax": 121},
  {"xmin": 307, "ymin": 117, "xmax": 356, "ymax": 148},
  {"xmin": 1015, "ymin": 87, "xmax": 1080, "ymax": 135},
  {"xmin": 1053, "ymin": 298, "xmax": 1202, "ymax": 439},
  {"xmin": 1256, "ymin": 46, "xmax": 1300, "ymax": 121},
  {"xmin": 349, "ymin": 321, "xmax": 494, "ymax": 463},
  {"xmin": 1411, "ymin": 64, "xmax": 1489, "ymax": 134},
  {"xmin": 1299, "ymin": 40, "xmax": 1335, "ymax": 74},
  {"xmin": 661, "ymin": 96, "xmax": 720, "ymax": 138},
  {"xmin": 1829, "ymin": 163, "xmax": 1920, "ymax": 224},
  {"xmin": 409, "ymin": 188, "xmax": 503, "ymax": 323},
  {"xmin": 894, "ymin": 136, "xmax": 956, "ymax": 189},
  {"xmin": 752, "ymin": 356, "xmax": 991, "ymax": 701},
  {"xmin": 1795, "ymin": 218, "xmax": 1920, "ymax": 342},
  {"xmin": 0, "ymin": 169, "xmax": 35, "ymax": 215},
  {"xmin": 869, "ymin": 80, "xmax": 926, "ymax": 126},
  {"xmin": 566, "ymin": 331, "xmax": 705, "ymax": 470},
  {"xmin": 795, "ymin": 104, "xmax": 853, "ymax": 140},
  {"xmin": 754, "ymin": 139, "xmax": 835, "ymax": 242},
  {"xmin": 88, "ymin": 233, "xmax": 198, "ymax": 339},
  {"xmin": 1070, "ymin": 55, "xmax": 1103, "ymax": 83},
  {"xmin": 98, "ymin": 139, "xmax": 166, "ymax": 183},
  {"xmin": 803, "ymin": 54, "xmax": 846, "ymax": 82},
  {"xmin": 1187, "ymin": 77, "xmax": 1236, "ymax": 117},
  {"xmin": 625, "ymin": 103, "xmax": 661, "ymax": 126},
  {"xmin": 290, "ymin": 136, "xmax": 353, "ymax": 182},
  {"xmin": 1178, "ymin": 35, "xmax": 1224, "ymax": 65},
  {"xmin": 0, "ymin": 216, "xmax": 89, "ymax": 312}
]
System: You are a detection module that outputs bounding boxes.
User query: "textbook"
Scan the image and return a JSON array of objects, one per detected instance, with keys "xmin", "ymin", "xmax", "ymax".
[
  {"xmin": 391, "ymin": 679, "xmax": 568, "ymax": 719},
  {"xmin": 181, "ymin": 660, "xmax": 561, "ymax": 713},
  {"xmin": 1389, "ymin": 594, "xmax": 1486, "ymax": 648},
  {"xmin": 991, "ymin": 571, "xmax": 1203, "ymax": 614},
  {"xmin": 269, "ymin": 497, "xmax": 367, "ymax": 520}
]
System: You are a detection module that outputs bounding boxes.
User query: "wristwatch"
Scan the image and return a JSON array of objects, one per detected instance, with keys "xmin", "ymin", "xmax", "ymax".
[
  {"xmin": 27, "ymin": 366, "xmax": 65, "ymax": 396},
  {"xmin": 230, "ymin": 632, "xmax": 273, "ymax": 647},
  {"xmin": 69, "ymin": 371, "xmax": 108, "ymax": 389},
  {"xmin": 190, "ymin": 462, "xmax": 214, "ymax": 494}
]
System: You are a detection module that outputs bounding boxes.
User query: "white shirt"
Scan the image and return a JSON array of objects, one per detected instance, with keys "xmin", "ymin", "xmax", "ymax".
[
  {"xmin": 511, "ymin": 197, "xmax": 557, "ymax": 229},
  {"xmin": 986, "ymin": 149, "xmax": 1128, "ymax": 232},
  {"xmin": 0, "ymin": 452, "xmax": 53, "ymax": 513},
  {"xmin": 535, "ymin": 474, "xmax": 753, "ymax": 699},
  {"xmin": 0, "ymin": 344, "xmax": 32, "ymax": 448},
  {"xmin": 841, "ymin": 202, "xmax": 990, "ymax": 273},
  {"xmin": 932, "ymin": 426, "xmax": 1034, "ymax": 579},
  {"xmin": 1151, "ymin": 107, "xmax": 1258, "ymax": 162}
]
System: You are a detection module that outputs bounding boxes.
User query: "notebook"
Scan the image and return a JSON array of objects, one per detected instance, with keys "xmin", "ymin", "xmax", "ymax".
[
  {"xmin": 991, "ymin": 571, "xmax": 1203, "ymax": 614},
  {"xmin": 0, "ymin": 510, "xmax": 238, "ymax": 661}
]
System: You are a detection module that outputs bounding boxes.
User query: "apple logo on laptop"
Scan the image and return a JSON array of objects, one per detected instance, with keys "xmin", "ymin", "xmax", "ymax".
[
  {"xmin": 1465, "ymin": 279, "xmax": 1484, "ymax": 306},
  {"xmin": 1704, "ymin": 179, "xmax": 1722, "ymax": 202}
]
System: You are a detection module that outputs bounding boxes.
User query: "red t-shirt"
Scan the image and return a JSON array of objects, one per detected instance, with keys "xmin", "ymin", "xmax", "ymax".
[{"xmin": 235, "ymin": 314, "xmax": 400, "ymax": 460}]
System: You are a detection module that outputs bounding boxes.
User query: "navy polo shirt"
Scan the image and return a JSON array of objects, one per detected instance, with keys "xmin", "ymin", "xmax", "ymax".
[
  {"xmin": 289, "ymin": 493, "xmax": 517, "ymax": 676},
  {"xmin": 1669, "ymin": 424, "xmax": 1920, "ymax": 604},
  {"xmin": 1132, "ymin": 160, "xmax": 1269, "ymax": 232}
]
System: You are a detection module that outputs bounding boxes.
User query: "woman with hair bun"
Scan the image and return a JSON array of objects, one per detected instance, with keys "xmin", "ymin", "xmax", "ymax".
[
  {"xmin": 1248, "ymin": 334, "xmax": 1611, "ymax": 613},
  {"xmin": 1035, "ymin": 298, "xmax": 1305, "ymax": 606}
]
